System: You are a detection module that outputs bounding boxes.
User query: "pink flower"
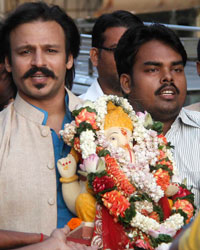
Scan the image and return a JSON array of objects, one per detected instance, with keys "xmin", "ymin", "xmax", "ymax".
[
  {"xmin": 136, "ymin": 111, "xmax": 146, "ymax": 118},
  {"xmin": 80, "ymin": 154, "xmax": 99, "ymax": 173},
  {"xmin": 135, "ymin": 239, "xmax": 151, "ymax": 249},
  {"xmin": 148, "ymin": 225, "xmax": 176, "ymax": 238}
]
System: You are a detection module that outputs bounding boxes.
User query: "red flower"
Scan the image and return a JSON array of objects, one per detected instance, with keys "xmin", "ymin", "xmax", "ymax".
[
  {"xmin": 74, "ymin": 137, "xmax": 81, "ymax": 153},
  {"xmin": 93, "ymin": 176, "xmax": 115, "ymax": 193},
  {"xmin": 172, "ymin": 186, "xmax": 192, "ymax": 200},
  {"xmin": 75, "ymin": 109, "xmax": 98, "ymax": 129},
  {"xmin": 172, "ymin": 199, "xmax": 194, "ymax": 223},
  {"xmin": 158, "ymin": 134, "xmax": 167, "ymax": 144},
  {"xmin": 154, "ymin": 169, "xmax": 170, "ymax": 191},
  {"xmin": 102, "ymin": 190, "xmax": 130, "ymax": 218}
]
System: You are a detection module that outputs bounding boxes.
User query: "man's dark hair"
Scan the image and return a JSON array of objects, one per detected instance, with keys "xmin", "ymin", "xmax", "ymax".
[
  {"xmin": 0, "ymin": 1, "xmax": 80, "ymax": 89},
  {"xmin": 92, "ymin": 10, "xmax": 143, "ymax": 48},
  {"xmin": 197, "ymin": 39, "xmax": 200, "ymax": 61},
  {"xmin": 115, "ymin": 23, "xmax": 187, "ymax": 77}
]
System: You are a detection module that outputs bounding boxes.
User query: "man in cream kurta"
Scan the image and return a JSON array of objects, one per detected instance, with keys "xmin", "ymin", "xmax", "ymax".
[
  {"xmin": 0, "ymin": 2, "xmax": 91, "ymax": 249},
  {"xmin": 0, "ymin": 90, "xmax": 81, "ymax": 236}
]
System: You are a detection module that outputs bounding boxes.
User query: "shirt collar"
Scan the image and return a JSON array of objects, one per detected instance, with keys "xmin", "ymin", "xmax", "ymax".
[
  {"xmin": 14, "ymin": 91, "xmax": 70, "ymax": 126},
  {"xmin": 32, "ymin": 92, "xmax": 70, "ymax": 125},
  {"xmin": 173, "ymin": 107, "xmax": 200, "ymax": 129}
]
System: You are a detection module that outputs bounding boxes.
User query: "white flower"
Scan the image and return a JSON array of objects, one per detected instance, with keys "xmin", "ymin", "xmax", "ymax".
[
  {"xmin": 60, "ymin": 121, "xmax": 76, "ymax": 146},
  {"xmin": 155, "ymin": 243, "xmax": 172, "ymax": 250},
  {"xmin": 80, "ymin": 130, "xmax": 96, "ymax": 159}
]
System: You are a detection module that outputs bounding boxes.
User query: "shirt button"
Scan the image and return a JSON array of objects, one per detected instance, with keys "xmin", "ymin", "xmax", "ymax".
[
  {"xmin": 47, "ymin": 163, "xmax": 54, "ymax": 170},
  {"xmin": 41, "ymin": 127, "xmax": 49, "ymax": 137},
  {"xmin": 48, "ymin": 198, "xmax": 55, "ymax": 205}
]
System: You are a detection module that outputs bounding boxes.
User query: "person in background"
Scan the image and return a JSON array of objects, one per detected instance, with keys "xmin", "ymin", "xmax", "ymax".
[
  {"xmin": 186, "ymin": 38, "xmax": 200, "ymax": 111},
  {"xmin": 79, "ymin": 10, "xmax": 143, "ymax": 101},
  {"xmin": 115, "ymin": 23, "xmax": 200, "ymax": 208},
  {"xmin": 0, "ymin": 2, "xmax": 97, "ymax": 249},
  {"xmin": 0, "ymin": 64, "xmax": 16, "ymax": 111},
  {"xmin": 169, "ymin": 211, "xmax": 200, "ymax": 250}
]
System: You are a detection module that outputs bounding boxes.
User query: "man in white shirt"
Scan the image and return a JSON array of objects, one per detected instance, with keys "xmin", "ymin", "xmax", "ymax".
[
  {"xmin": 115, "ymin": 24, "xmax": 200, "ymax": 208},
  {"xmin": 80, "ymin": 10, "xmax": 143, "ymax": 101},
  {"xmin": 186, "ymin": 38, "xmax": 200, "ymax": 111}
]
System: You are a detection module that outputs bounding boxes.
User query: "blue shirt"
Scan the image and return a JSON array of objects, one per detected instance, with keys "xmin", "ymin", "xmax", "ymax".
[{"xmin": 34, "ymin": 93, "xmax": 75, "ymax": 228}]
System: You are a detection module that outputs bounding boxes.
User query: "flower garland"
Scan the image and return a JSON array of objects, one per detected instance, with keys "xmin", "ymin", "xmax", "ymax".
[{"xmin": 60, "ymin": 95, "xmax": 195, "ymax": 250}]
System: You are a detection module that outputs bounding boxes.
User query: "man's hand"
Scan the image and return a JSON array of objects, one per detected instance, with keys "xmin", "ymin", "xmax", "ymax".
[{"xmin": 50, "ymin": 225, "xmax": 98, "ymax": 250}]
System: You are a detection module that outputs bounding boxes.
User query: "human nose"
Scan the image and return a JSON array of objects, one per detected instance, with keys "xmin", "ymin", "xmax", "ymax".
[
  {"xmin": 160, "ymin": 68, "xmax": 173, "ymax": 84},
  {"xmin": 31, "ymin": 50, "xmax": 46, "ymax": 67}
]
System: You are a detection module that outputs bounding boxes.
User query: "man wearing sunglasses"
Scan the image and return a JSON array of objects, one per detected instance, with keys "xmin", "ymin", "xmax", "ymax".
[{"xmin": 80, "ymin": 10, "xmax": 143, "ymax": 101}]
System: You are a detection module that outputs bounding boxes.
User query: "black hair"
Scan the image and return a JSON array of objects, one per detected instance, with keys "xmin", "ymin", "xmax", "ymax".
[
  {"xmin": 115, "ymin": 23, "xmax": 187, "ymax": 77},
  {"xmin": 0, "ymin": 66, "xmax": 17, "ymax": 111},
  {"xmin": 92, "ymin": 10, "xmax": 143, "ymax": 48},
  {"xmin": 0, "ymin": 1, "xmax": 80, "ymax": 89},
  {"xmin": 197, "ymin": 39, "xmax": 200, "ymax": 61}
]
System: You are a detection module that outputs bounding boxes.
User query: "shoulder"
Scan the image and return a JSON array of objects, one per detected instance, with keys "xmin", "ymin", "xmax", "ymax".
[
  {"xmin": 185, "ymin": 102, "xmax": 200, "ymax": 112},
  {"xmin": 178, "ymin": 107, "xmax": 200, "ymax": 128},
  {"xmin": 67, "ymin": 89, "xmax": 83, "ymax": 111},
  {"xmin": 79, "ymin": 79, "xmax": 103, "ymax": 101}
]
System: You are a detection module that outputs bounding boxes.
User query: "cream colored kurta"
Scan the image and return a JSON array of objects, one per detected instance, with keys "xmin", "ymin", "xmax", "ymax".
[{"xmin": 0, "ymin": 90, "xmax": 81, "ymax": 235}]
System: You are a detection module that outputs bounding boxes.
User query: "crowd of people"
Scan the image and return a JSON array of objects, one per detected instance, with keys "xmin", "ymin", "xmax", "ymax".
[{"xmin": 0, "ymin": 1, "xmax": 200, "ymax": 250}]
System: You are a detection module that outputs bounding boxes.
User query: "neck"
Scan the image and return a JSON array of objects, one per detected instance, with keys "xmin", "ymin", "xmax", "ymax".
[
  {"xmin": 98, "ymin": 78, "xmax": 123, "ymax": 97},
  {"xmin": 162, "ymin": 120, "xmax": 175, "ymax": 135}
]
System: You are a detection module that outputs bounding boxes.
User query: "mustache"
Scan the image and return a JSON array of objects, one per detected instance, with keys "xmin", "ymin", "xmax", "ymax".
[
  {"xmin": 154, "ymin": 83, "xmax": 180, "ymax": 95},
  {"xmin": 22, "ymin": 66, "xmax": 56, "ymax": 79}
]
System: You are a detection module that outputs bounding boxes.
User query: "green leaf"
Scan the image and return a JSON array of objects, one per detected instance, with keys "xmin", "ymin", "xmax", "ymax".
[
  {"xmin": 150, "ymin": 164, "xmax": 173, "ymax": 177},
  {"xmin": 150, "ymin": 234, "xmax": 173, "ymax": 247},
  {"xmin": 72, "ymin": 106, "xmax": 97, "ymax": 117},
  {"xmin": 76, "ymin": 122, "xmax": 94, "ymax": 135},
  {"xmin": 151, "ymin": 121, "xmax": 164, "ymax": 134},
  {"xmin": 153, "ymin": 204, "xmax": 164, "ymax": 222},
  {"xmin": 118, "ymin": 202, "xmax": 136, "ymax": 227},
  {"xmin": 98, "ymin": 149, "xmax": 110, "ymax": 157}
]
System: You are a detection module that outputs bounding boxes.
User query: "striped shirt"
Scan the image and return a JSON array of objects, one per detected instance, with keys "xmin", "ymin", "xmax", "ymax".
[{"xmin": 166, "ymin": 108, "xmax": 200, "ymax": 209}]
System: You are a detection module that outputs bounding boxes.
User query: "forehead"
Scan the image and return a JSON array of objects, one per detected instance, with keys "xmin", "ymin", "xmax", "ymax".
[
  {"xmin": 9, "ymin": 20, "xmax": 65, "ymax": 48},
  {"xmin": 135, "ymin": 40, "xmax": 183, "ymax": 65},
  {"xmin": 103, "ymin": 26, "xmax": 127, "ymax": 46}
]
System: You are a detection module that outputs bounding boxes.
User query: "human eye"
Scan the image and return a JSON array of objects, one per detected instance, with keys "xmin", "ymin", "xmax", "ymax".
[
  {"xmin": 47, "ymin": 48, "xmax": 58, "ymax": 53},
  {"xmin": 19, "ymin": 49, "xmax": 31, "ymax": 55},
  {"xmin": 173, "ymin": 67, "xmax": 183, "ymax": 73},
  {"xmin": 145, "ymin": 67, "xmax": 158, "ymax": 73}
]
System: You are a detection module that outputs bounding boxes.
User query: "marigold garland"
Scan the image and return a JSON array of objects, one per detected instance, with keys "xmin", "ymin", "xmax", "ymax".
[{"xmin": 60, "ymin": 95, "xmax": 196, "ymax": 250}]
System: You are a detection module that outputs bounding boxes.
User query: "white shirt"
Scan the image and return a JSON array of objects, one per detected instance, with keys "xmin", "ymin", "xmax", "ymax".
[
  {"xmin": 185, "ymin": 102, "xmax": 200, "ymax": 112},
  {"xmin": 79, "ymin": 78, "xmax": 104, "ymax": 101},
  {"xmin": 166, "ymin": 108, "xmax": 200, "ymax": 208}
]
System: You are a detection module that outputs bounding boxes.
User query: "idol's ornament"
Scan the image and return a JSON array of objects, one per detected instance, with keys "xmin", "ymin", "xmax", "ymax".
[{"xmin": 58, "ymin": 95, "xmax": 195, "ymax": 250}]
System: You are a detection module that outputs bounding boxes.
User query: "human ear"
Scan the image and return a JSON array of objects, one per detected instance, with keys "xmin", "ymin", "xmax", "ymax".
[
  {"xmin": 196, "ymin": 61, "xmax": 200, "ymax": 76},
  {"xmin": 90, "ymin": 48, "xmax": 99, "ymax": 67},
  {"xmin": 5, "ymin": 57, "xmax": 12, "ymax": 72},
  {"xmin": 120, "ymin": 73, "xmax": 132, "ymax": 94},
  {"xmin": 66, "ymin": 54, "xmax": 73, "ymax": 70}
]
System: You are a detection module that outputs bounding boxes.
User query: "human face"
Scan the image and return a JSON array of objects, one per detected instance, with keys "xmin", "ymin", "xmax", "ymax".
[
  {"xmin": 91, "ymin": 26, "xmax": 127, "ymax": 93},
  {"xmin": 121, "ymin": 40, "xmax": 187, "ymax": 122},
  {"xmin": 5, "ymin": 20, "xmax": 73, "ymax": 103}
]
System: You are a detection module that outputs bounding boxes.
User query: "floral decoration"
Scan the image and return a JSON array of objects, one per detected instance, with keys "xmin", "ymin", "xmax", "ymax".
[{"xmin": 60, "ymin": 95, "xmax": 195, "ymax": 250}]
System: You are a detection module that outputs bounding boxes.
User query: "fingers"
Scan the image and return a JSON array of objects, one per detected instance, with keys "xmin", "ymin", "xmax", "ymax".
[{"xmin": 61, "ymin": 225, "xmax": 70, "ymax": 235}]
